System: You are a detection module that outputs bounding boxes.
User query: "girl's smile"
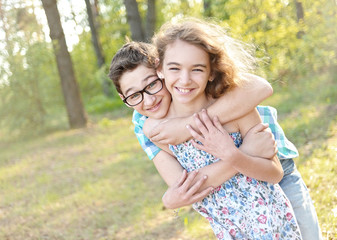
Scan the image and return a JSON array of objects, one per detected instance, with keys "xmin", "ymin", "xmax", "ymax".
[{"xmin": 159, "ymin": 39, "xmax": 212, "ymax": 115}]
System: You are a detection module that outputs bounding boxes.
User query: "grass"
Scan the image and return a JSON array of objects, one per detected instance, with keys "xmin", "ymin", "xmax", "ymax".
[{"xmin": 0, "ymin": 71, "xmax": 336, "ymax": 239}]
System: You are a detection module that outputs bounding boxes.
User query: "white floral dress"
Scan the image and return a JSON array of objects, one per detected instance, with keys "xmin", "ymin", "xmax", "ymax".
[{"xmin": 169, "ymin": 132, "xmax": 302, "ymax": 240}]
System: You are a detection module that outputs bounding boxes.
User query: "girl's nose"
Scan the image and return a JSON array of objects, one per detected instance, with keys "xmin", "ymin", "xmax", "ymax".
[{"xmin": 179, "ymin": 70, "xmax": 191, "ymax": 85}]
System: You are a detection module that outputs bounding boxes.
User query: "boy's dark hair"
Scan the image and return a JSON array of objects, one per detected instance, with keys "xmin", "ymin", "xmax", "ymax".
[{"xmin": 108, "ymin": 41, "xmax": 158, "ymax": 95}]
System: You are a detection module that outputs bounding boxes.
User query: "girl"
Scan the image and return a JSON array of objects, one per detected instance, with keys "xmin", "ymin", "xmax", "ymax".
[
  {"xmin": 109, "ymin": 41, "xmax": 278, "ymax": 209},
  {"xmin": 144, "ymin": 18, "xmax": 302, "ymax": 239}
]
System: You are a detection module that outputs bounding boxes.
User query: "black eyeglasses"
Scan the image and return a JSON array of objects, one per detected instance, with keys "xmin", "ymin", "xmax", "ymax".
[{"xmin": 123, "ymin": 78, "xmax": 163, "ymax": 106}]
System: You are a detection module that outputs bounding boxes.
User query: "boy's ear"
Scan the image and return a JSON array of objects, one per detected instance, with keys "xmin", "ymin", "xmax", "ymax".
[{"xmin": 119, "ymin": 93, "xmax": 132, "ymax": 108}]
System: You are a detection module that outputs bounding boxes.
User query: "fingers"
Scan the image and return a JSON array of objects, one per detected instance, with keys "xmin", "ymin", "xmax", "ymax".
[
  {"xmin": 180, "ymin": 170, "xmax": 199, "ymax": 191},
  {"xmin": 193, "ymin": 113, "xmax": 209, "ymax": 136},
  {"xmin": 175, "ymin": 169, "xmax": 188, "ymax": 187},
  {"xmin": 189, "ymin": 186, "xmax": 214, "ymax": 203},
  {"xmin": 184, "ymin": 171, "xmax": 213, "ymax": 203},
  {"xmin": 149, "ymin": 124, "xmax": 160, "ymax": 140},
  {"xmin": 186, "ymin": 124, "xmax": 205, "ymax": 144},
  {"xmin": 250, "ymin": 122, "xmax": 269, "ymax": 133},
  {"xmin": 212, "ymin": 116, "xmax": 226, "ymax": 134},
  {"xmin": 200, "ymin": 109, "xmax": 215, "ymax": 132},
  {"xmin": 187, "ymin": 174, "xmax": 209, "ymax": 195},
  {"xmin": 190, "ymin": 138, "xmax": 207, "ymax": 152}
]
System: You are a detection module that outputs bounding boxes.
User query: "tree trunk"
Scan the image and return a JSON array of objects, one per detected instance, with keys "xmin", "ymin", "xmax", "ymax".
[
  {"xmin": 41, "ymin": 0, "xmax": 87, "ymax": 129},
  {"xmin": 203, "ymin": 0, "xmax": 212, "ymax": 17},
  {"xmin": 123, "ymin": 0, "xmax": 145, "ymax": 41},
  {"xmin": 84, "ymin": 0, "xmax": 112, "ymax": 96},
  {"xmin": 294, "ymin": 0, "xmax": 304, "ymax": 22},
  {"xmin": 145, "ymin": 0, "xmax": 155, "ymax": 42},
  {"xmin": 294, "ymin": 0, "xmax": 305, "ymax": 38},
  {"xmin": 84, "ymin": 0, "xmax": 105, "ymax": 67}
]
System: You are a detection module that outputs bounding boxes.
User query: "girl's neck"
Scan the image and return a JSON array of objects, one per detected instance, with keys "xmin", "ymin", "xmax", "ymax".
[{"xmin": 168, "ymin": 96, "xmax": 215, "ymax": 118}]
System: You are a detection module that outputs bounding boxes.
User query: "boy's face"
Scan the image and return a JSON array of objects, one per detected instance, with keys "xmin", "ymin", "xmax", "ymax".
[{"xmin": 119, "ymin": 65, "xmax": 171, "ymax": 119}]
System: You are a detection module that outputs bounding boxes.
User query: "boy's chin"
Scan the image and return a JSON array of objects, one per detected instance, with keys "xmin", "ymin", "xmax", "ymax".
[{"xmin": 146, "ymin": 109, "xmax": 169, "ymax": 119}]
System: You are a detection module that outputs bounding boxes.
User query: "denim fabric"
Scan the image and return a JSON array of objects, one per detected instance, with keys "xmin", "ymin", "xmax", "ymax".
[{"xmin": 279, "ymin": 159, "xmax": 323, "ymax": 240}]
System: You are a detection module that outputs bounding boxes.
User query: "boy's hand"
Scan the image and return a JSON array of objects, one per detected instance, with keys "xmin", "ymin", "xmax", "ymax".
[
  {"xmin": 162, "ymin": 170, "xmax": 213, "ymax": 209},
  {"xmin": 239, "ymin": 123, "xmax": 278, "ymax": 159},
  {"xmin": 149, "ymin": 117, "xmax": 190, "ymax": 145},
  {"xmin": 187, "ymin": 109, "xmax": 237, "ymax": 161}
]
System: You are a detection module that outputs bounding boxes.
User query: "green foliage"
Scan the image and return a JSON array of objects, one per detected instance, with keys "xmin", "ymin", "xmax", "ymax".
[
  {"xmin": 209, "ymin": 0, "xmax": 337, "ymax": 82},
  {"xmin": 0, "ymin": 41, "xmax": 63, "ymax": 133},
  {"xmin": 86, "ymin": 94, "xmax": 124, "ymax": 114}
]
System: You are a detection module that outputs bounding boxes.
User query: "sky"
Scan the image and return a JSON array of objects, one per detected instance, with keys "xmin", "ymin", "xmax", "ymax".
[
  {"xmin": 0, "ymin": 0, "xmax": 88, "ymax": 84},
  {"xmin": 34, "ymin": 0, "xmax": 88, "ymax": 50}
]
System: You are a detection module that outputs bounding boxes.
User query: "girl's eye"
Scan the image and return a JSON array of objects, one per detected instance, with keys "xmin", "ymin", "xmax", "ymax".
[
  {"xmin": 193, "ymin": 68, "xmax": 203, "ymax": 72},
  {"xmin": 169, "ymin": 67, "xmax": 179, "ymax": 71}
]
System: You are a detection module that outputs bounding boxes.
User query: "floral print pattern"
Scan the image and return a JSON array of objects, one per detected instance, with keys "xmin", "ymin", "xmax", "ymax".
[{"xmin": 169, "ymin": 132, "xmax": 302, "ymax": 239}]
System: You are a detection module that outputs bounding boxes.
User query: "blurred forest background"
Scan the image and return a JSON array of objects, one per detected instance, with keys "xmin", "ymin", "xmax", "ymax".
[{"xmin": 0, "ymin": 0, "xmax": 336, "ymax": 239}]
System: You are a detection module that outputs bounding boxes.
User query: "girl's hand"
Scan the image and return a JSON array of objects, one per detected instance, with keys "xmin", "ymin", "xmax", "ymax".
[
  {"xmin": 186, "ymin": 109, "xmax": 237, "ymax": 161},
  {"xmin": 162, "ymin": 170, "xmax": 213, "ymax": 209},
  {"xmin": 239, "ymin": 123, "xmax": 278, "ymax": 159}
]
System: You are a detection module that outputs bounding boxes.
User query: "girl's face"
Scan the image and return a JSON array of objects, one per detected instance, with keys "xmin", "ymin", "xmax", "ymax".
[
  {"xmin": 119, "ymin": 65, "xmax": 171, "ymax": 119},
  {"xmin": 158, "ymin": 39, "xmax": 212, "ymax": 107}
]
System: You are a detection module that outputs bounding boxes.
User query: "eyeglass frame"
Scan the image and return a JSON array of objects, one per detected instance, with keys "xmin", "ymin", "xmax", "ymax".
[{"xmin": 122, "ymin": 78, "xmax": 164, "ymax": 107}]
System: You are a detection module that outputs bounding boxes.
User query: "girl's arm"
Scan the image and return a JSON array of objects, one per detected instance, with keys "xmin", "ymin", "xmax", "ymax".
[
  {"xmin": 149, "ymin": 73, "xmax": 273, "ymax": 145},
  {"xmin": 188, "ymin": 109, "xmax": 283, "ymax": 184}
]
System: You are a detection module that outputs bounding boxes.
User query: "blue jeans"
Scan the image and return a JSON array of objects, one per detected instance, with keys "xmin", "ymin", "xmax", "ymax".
[{"xmin": 279, "ymin": 159, "xmax": 322, "ymax": 240}]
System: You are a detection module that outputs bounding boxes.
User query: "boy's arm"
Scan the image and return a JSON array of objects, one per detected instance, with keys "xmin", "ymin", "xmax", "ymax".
[{"xmin": 149, "ymin": 73, "xmax": 273, "ymax": 145}]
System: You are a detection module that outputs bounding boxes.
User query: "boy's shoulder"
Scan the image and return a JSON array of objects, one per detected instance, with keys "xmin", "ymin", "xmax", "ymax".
[{"xmin": 143, "ymin": 117, "xmax": 162, "ymax": 138}]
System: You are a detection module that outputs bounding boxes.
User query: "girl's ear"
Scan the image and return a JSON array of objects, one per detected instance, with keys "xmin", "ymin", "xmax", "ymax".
[
  {"xmin": 209, "ymin": 72, "xmax": 216, "ymax": 82},
  {"xmin": 155, "ymin": 58, "xmax": 160, "ymax": 68},
  {"xmin": 157, "ymin": 69, "xmax": 164, "ymax": 80},
  {"xmin": 155, "ymin": 58, "xmax": 164, "ymax": 79}
]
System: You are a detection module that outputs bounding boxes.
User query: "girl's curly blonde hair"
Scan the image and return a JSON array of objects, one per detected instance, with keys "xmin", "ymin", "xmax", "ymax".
[{"xmin": 153, "ymin": 17, "xmax": 258, "ymax": 98}]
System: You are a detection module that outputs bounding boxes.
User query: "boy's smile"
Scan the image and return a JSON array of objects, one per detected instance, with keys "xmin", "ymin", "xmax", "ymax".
[{"xmin": 119, "ymin": 65, "xmax": 171, "ymax": 119}]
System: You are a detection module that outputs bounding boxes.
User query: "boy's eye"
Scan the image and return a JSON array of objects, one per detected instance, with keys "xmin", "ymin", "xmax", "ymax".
[
  {"xmin": 147, "ymin": 81, "xmax": 158, "ymax": 89},
  {"xmin": 129, "ymin": 92, "xmax": 141, "ymax": 100},
  {"xmin": 169, "ymin": 67, "xmax": 179, "ymax": 71}
]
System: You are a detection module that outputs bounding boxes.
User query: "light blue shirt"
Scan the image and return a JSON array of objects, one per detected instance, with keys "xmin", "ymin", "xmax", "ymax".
[{"xmin": 132, "ymin": 105, "xmax": 299, "ymax": 161}]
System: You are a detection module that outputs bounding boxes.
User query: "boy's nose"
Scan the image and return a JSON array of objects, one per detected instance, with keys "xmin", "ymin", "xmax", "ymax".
[{"xmin": 143, "ymin": 93, "xmax": 156, "ymax": 106}]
